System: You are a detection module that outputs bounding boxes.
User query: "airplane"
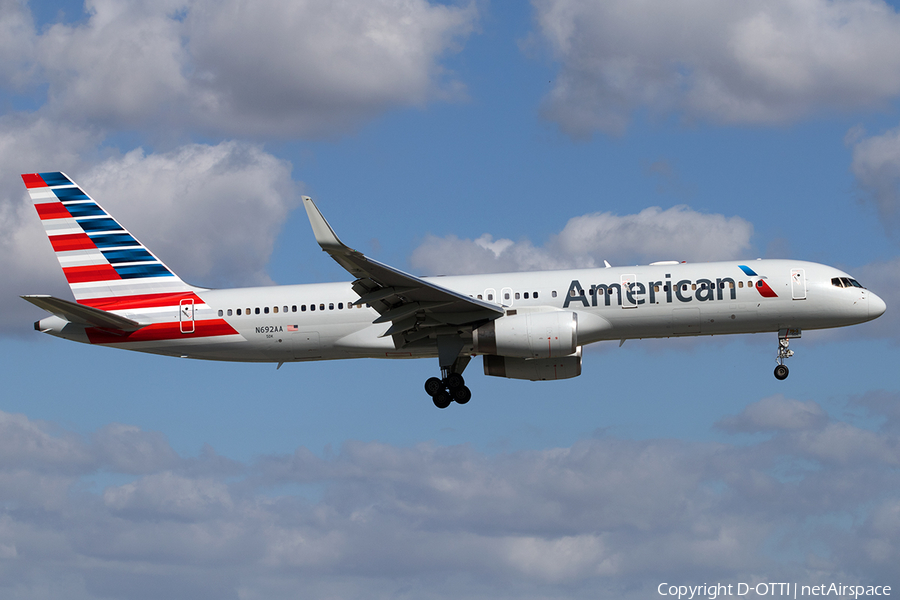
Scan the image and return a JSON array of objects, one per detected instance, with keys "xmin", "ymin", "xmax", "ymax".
[{"xmin": 21, "ymin": 172, "xmax": 886, "ymax": 408}]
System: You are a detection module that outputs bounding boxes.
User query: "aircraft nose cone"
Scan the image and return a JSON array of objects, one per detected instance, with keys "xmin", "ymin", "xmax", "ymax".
[{"xmin": 869, "ymin": 292, "xmax": 887, "ymax": 320}]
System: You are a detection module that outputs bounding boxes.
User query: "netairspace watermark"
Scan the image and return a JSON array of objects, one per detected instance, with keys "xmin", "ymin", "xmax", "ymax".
[{"xmin": 658, "ymin": 583, "xmax": 891, "ymax": 600}]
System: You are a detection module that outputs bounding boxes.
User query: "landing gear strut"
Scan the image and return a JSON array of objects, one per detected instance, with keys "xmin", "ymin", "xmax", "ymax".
[{"xmin": 774, "ymin": 328, "xmax": 799, "ymax": 380}]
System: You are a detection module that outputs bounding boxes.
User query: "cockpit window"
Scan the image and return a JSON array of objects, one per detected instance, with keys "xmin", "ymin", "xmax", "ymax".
[{"xmin": 832, "ymin": 277, "xmax": 866, "ymax": 289}]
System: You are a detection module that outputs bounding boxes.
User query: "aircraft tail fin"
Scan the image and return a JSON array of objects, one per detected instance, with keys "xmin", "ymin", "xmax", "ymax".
[{"xmin": 22, "ymin": 172, "xmax": 196, "ymax": 307}]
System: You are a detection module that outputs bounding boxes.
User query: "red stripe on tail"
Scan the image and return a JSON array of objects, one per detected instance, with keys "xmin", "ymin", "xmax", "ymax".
[
  {"xmin": 21, "ymin": 173, "xmax": 47, "ymax": 188},
  {"xmin": 49, "ymin": 233, "xmax": 96, "ymax": 252},
  {"xmin": 63, "ymin": 264, "xmax": 121, "ymax": 284},
  {"xmin": 86, "ymin": 319, "xmax": 238, "ymax": 344},
  {"xmin": 35, "ymin": 202, "xmax": 71, "ymax": 220},
  {"xmin": 79, "ymin": 292, "xmax": 204, "ymax": 310}
]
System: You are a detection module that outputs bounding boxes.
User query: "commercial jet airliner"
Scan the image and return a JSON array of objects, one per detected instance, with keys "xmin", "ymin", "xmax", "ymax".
[{"xmin": 21, "ymin": 172, "xmax": 886, "ymax": 408}]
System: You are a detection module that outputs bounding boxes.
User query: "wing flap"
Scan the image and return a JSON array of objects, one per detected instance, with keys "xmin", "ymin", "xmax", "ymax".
[{"xmin": 22, "ymin": 295, "xmax": 145, "ymax": 332}]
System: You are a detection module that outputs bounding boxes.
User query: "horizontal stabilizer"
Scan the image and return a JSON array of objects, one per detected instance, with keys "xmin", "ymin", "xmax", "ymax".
[{"xmin": 22, "ymin": 295, "xmax": 145, "ymax": 332}]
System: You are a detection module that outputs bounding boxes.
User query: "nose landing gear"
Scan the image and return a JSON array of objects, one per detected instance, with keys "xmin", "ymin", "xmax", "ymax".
[
  {"xmin": 774, "ymin": 328, "xmax": 800, "ymax": 380},
  {"xmin": 774, "ymin": 363, "xmax": 789, "ymax": 380}
]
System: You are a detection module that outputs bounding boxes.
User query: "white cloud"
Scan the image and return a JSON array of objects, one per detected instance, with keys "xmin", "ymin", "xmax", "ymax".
[
  {"xmin": 411, "ymin": 205, "xmax": 754, "ymax": 275},
  {"xmin": 1, "ymin": 395, "xmax": 899, "ymax": 598},
  {"xmin": 37, "ymin": 0, "xmax": 191, "ymax": 128},
  {"xmin": 717, "ymin": 394, "xmax": 829, "ymax": 433},
  {"xmin": 532, "ymin": 0, "xmax": 900, "ymax": 136},
  {"xmin": 186, "ymin": 0, "xmax": 477, "ymax": 136},
  {"xmin": 103, "ymin": 472, "xmax": 233, "ymax": 520},
  {"xmin": 92, "ymin": 424, "xmax": 181, "ymax": 475},
  {"xmin": 849, "ymin": 124, "xmax": 900, "ymax": 232},
  {"xmin": 79, "ymin": 141, "xmax": 298, "ymax": 288},
  {"xmin": 0, "ymin": 0, "xmax": 36, "ymax": 88},
  {"xmin": 31, "ymin": 0, "xmax": 477, "ymax": 136},
  {"xmin": 0, "ymin": 411, "xmax": 92, "ymax": 476}
]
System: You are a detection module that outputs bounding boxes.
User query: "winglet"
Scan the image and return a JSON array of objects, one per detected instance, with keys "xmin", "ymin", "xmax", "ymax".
[{"xmin": 303, "ymin": 196, "xmax": 348, "ymax": 252}]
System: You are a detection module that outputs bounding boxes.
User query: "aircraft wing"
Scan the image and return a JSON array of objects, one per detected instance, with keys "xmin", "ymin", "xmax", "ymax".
[
  {"xmin": 303, "ymin": 197, "xmax": 504, "ymax": 339},
  {"xmin": 22, "ymin": 295, "xmax": 145, "ymax": 333}
]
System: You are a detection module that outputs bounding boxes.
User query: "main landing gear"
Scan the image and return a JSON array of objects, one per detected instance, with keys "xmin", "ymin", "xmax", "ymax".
[
  {"xmin": 426, "ymin": 335, "xmax": 473, "ymax": 409},
  {"xmin": 774, "ymin": 328, "xmax": 799, "ymax": 380},
  {"xmin": 424, "ymin": 373, "xmax": 472, "ymax": 409}
]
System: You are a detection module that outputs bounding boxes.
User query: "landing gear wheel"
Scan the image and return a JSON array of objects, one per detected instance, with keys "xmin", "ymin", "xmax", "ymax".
[
  {"xmin": 424, "ymin": 377, "xmax": 444, "ymax": 397},
  {"xmin": 452, "ymin": 385, "xmax": 472, "ymax": 404},
  {"xmin": 432, "ymin": 390, "xmax": 452, "ymax": 409},
  {"xmin": 774, "ymin": 364, "xmax": 789, "ymax": 380},
  {"xmin": 445, "ymin": 372, "xmax": 465, "ymax": 390}
]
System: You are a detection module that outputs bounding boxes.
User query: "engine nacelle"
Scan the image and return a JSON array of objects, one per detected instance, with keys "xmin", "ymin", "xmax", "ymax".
[
  {"xmin": 483, "ymin": 347, "xmax": 582, "ymax": 381},
  {"xmin": 473, "ymin": 311, "xmax": 577, "ymax": 359}
]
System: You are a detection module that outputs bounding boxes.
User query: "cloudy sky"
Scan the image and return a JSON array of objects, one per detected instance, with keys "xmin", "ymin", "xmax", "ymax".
[{"xmin": 2, "ymin": 0, "xmax": 900, "ymax": 597}]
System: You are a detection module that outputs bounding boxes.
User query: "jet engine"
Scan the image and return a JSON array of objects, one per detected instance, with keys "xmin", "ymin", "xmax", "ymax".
[
  {"xmin": 473, "ymin": 311, "xmax": 578, "ymax": 358},
  {"xmin": 483, "ymin": 347, "xmax": 582, "ymax": 381}
]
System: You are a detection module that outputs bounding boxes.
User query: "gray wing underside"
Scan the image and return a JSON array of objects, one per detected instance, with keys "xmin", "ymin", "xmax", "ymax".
[{"xmin": 303, "ymin": 197, "xmax": 503, "ymax": 343}]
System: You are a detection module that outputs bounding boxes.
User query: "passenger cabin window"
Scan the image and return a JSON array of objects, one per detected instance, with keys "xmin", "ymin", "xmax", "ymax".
[
  {"xmin": 534, "ymin": 292, "xmax": 539, "ymax": 299},
  {"xmin": 552, "ymin": 291, "xmax": 557, "ymax": 298},
  {"xmin": 218, "ymin": 310, "xmax": 223, "ymax": 316},
  {"xmin": 264, "ymin": 307, "xmax": 269, "ymax": 314},
  {"xmin": 255, "ymin": 307, "xmax": 260, "ymax": 315},
  {"xmin": 272, "ymin": 306, "xmax": 278, "ymax": 313},
  {"xmin": 227, "ymin": 309, "xmax": 232, "ymax": 316},
  {"xmin": 524, "ymin": 292, "xmax": 529, "ymax": 299}
]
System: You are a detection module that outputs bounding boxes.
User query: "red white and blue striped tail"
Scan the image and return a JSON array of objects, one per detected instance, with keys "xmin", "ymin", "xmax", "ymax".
[{"xmin": 22, "ymin": 172, "xmax": 197, "ymax": 308}]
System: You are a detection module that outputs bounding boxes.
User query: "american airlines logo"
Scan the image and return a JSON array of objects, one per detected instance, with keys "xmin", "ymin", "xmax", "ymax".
[
  {"xmin": 738, "ymin": 265, "xmax": 778, "ymax": 298},
  {"xmin": 563, "ymin": 266, "xmax": 776, "ymax": 309}
]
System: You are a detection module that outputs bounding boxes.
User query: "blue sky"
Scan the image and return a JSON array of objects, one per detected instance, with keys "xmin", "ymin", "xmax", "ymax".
[{"xmin": 2, "ymin": 1, "xmax": 900, "ymax": 598}]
